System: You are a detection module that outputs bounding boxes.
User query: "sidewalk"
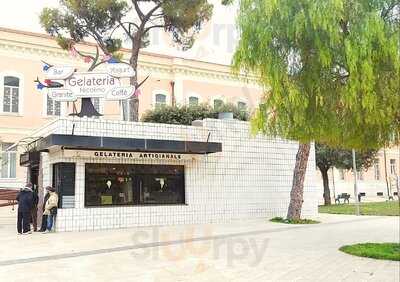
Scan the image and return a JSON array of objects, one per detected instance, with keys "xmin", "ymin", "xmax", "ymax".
[{"xmin": 0, "ymin": 207, "xmax": 399, "ymax": 282}]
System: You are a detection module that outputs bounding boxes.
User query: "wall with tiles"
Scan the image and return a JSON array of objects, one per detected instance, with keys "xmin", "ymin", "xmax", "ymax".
[{"xmin": 37, "ymin": 117, "xmax": 318, "ymax": 231}]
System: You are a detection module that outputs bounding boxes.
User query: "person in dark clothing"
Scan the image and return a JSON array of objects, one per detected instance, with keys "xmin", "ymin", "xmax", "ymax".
[
  {"xmin": 31, "ymin": 187, "xmax": 39, "ymax": 231},
  {"xmin": 38, "ymin": 187, "xmax": 51, "ymax": 232},
  {"xmin": 16, "ymin": 183, "xmax": 34, "ymax": 235}
]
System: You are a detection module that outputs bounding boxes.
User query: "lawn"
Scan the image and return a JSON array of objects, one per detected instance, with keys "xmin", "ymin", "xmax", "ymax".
[
  {"xmin": 340, "ymin": 243, "xmax": 400, "ymax": 261},
  {"xmin": 319, "ymin": 201, "xmax": 400, "ymax": 216}
]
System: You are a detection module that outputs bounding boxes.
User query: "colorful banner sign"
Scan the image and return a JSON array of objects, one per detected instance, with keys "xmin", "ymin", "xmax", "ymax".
[
  {"xmin": 106, "ymin": 63, "xmax": 135, "ymax": 78},
  {"xmin": 47, "ymin": 88, "xmax": 77, "ymax": 102},
  {"xmin": 44, "ymin": 66, "xmax": 75, "ymax": 80},
  {"xmin": 41, "ymin": 65, "xmax": 138, "ymax": 103},
  {"xmin": 64, "ymin": 72, "xmax": 121, "ymax": 98},
  {"xmin": 105, "ymin": 86, "xmax": 135, "ymax": 101}
]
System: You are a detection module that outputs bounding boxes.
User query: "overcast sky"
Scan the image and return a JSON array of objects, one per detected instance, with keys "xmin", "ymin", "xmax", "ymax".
[{"xmin": 0, "ymin": 0, "xmax": 238, "ymax": 65}]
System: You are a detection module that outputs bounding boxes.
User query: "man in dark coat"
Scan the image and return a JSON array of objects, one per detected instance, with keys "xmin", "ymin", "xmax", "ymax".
[
  {"xmin": 31, "ymin": 187, "xmax": 39, "ymax": 231},
  {"xmin": 16, "ymin": 183, "xmax": 34, "ymax": 234}
]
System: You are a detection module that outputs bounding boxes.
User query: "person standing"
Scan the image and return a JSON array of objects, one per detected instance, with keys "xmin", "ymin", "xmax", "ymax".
[
  {"xmin": 38, "ymin": 187, "xmax": 51, "ymax": 232},
  {"xmin": 31, "ymin": 186, "xmax": 39, "ymax": 232},
  {"xmin": 42, "ymin": 186, "xmax": 58, "ymax": 233},
  {"xmin": 16, "ymin": 183, "xmax": 34, "ymax": 235}
]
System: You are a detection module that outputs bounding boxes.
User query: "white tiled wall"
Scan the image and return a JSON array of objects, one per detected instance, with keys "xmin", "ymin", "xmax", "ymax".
[{"xmin": 38, "ymin": 118, "xmax": 318, "ymax": 232}]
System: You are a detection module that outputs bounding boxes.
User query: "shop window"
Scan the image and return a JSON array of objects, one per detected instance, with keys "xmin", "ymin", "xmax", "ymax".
[
  {"xmin": 155, "ymin": 93, "xmax": 167, "ymax": 109},
  {"xmin": 53, "ymin": 163, "xmax": 76, "ymax": 208},
  {"xmin": 0, "ymin": 142, "xmax": 16, "ymax": 178},
  {"xmin": 85, "ymin": 164, "xmax": 185, "ymax": 207},
  {"xmin": 121, "ymin": 100, "xmax": 132, "ymax": 121},
  {"xmin": 3, "ymin": 76, "xmax": 20, "ymax": 113},
  {"xmin": 46, "ymin": 96, "xmax": 61, "ymax": 116},
  {"xmin": 390, "ymin": 159, "xmax": 396, "ymax": 175},
  {"xmin": 188, "ymin": 96, "xmax": 199, "ymax": 106},
  {"xmin": 374, "ymin": 159, "xmax": 380, "ymax": 180}
]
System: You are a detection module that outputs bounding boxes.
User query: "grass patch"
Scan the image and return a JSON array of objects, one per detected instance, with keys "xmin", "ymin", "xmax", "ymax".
[
  {"xmin": 339, "ymin": 243, "xmax": 400, "ymax": 261},
  {"xmin": 319, "ymin": 201, "xmax": 400, "ymax": 216},
  {"xmin": 270, "ymin": 217, "xmax": 320, "ymax": 224}
]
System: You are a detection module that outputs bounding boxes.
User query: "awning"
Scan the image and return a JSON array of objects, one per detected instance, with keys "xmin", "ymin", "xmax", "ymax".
[
  {"xmin": 32, "ymin": 134, "xmax": 222, "ymax": 155},
  {"xmin": 19, "ymin": 151, "xmax": 41, "ymax": 167}
]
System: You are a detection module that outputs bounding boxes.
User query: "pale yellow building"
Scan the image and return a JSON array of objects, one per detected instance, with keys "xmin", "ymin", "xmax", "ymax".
[
  {"xmin": 1, "ymin": 27, "xmax": 398, "ymax": 202},
  {"xmin": 0, "ymin": 27, "xmax": 262, "ymax": 189},
  {"xmin": 317, "ymin": 146, "xmax": 400, "ymax": 202}
]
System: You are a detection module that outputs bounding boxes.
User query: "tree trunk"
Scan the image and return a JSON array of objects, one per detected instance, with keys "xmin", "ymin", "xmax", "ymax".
[
  {"xmin": 383, "ymin": 148, "xmax": 391, "ymax": 199},
  {"xmin": 321, "ymin": 168, "xmax": 331, "ymax": 205},
  {"xmin": 128, "ymin": 35, "xmax": 141, "ymax": 122},
  {"xmin": 287, "ymin": 143, "xmax": 311, "ymax": 220}
]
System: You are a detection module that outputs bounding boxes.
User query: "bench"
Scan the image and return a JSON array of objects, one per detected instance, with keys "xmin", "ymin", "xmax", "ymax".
[
  {"xmin": 358, "ymin": 192, "xmax": 366, "ymax": 202},
  {"xmin": 0, "ymin": 189, "xmax": 19, "ymax": 210},
  {"xmin": 335, "ymin": 193, "xmax": 350, "ymax": 204}
]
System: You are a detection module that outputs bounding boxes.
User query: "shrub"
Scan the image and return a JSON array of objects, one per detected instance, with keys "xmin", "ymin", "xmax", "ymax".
[{"xmin": 141, "ymin": 103, "xmax": 249, "ymax": 125}]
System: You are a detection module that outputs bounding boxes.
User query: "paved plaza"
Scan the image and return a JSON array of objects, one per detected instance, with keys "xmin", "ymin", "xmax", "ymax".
[{"xmin": 0, "ymin": 207, "xmax": 399, "ymax": 282}]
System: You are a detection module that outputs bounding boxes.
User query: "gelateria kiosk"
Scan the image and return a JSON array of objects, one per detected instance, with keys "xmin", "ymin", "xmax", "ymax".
[{"xmin": 19, "ymin": 117, "xmax": 318, "ymax": 232}]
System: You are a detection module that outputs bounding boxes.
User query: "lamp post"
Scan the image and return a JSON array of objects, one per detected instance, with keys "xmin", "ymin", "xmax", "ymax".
[
  {"xmin": 331, "ymin": 168, "xmax": 336, "ymax": 200},
  {"xmin": 352, "ymin": 149, "xmax": 360, "ymax": 216}
]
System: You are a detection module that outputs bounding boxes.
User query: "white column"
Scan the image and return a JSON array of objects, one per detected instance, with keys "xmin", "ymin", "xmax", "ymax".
[
  {"xmin": 75, "ymin": 162, "xmax": 85, "ymax": 209},
  {"xmin": 172, "ymin": 58, "xmax": 185, "ymax": 105}
]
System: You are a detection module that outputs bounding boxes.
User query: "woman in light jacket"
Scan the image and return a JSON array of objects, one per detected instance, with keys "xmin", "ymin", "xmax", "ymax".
[{"xmin": 42, "ymin": 186, "xmax": 58, "ymax": 233}]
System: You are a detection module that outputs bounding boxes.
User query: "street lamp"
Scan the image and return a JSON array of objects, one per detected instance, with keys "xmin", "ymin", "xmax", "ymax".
[{"xmin": 352, "ymin": 149, "xmax": 360, "ymax": 216}]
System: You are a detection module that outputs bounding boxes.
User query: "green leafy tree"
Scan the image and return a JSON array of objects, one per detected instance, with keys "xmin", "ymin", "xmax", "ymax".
[
  {"xmin": 234, "ymin": 0, "xmax": 400, "ymax": 219},
  {"xmin": 141, "ymin": 103, "xmax": 249, "ymax": 125},
  {"xmin": 316, "ymin": 144, "xmax": 377, "ymax": 205},
  {"xmin": 40, "ymin": 0, "xmax": 233, "ymax": 121}
]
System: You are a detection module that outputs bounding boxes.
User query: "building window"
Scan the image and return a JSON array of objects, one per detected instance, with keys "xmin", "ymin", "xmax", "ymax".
[
  {"xmin": 374, "ymin": 159, "xmax": 380, "ymax": 180},
  {"xmin": 91, "ymin": 98, "xmax": 100, "ymax": 112},
  {"xmin": 46, "ymin": 96, "xmax": 61, "ymax": 116},
  {"xmin": 3, "ymin": 76, "xmax": 20, "ymax": 113},
  {"xmin": 339, "ymin": 169, "xmax": 345, "ymax": 180},
  {"xmin": 0, "ymin": 142, "xmax": 16, "ymax": 178},
  {"xmin": 121, "ymin": 100, "xmax": 131, "ymax": 121},
  {"xmin": 155, "ymin": 93, "xmax": 167, "ymax": 108},
  {"xmin": 91, "ymin": 97, "xmax": 102, "ymax": 119},
  {"xmin": 85, "ymin": 164, "xmax": 185, "ymax": 207},
  {"xmin": 390, "ymin": 159, "xmax": 396, "ymax": 175},
  {"xmin": 237, "ymin": 101, "xmax": 247, "ymax": 111},
  {"xmin": 213, "ymin": 99, "xmax": 224, "ymax": 109},
  {"xmin": 188, "ymin": 96, "xmax": 199, "ymax": 106}
]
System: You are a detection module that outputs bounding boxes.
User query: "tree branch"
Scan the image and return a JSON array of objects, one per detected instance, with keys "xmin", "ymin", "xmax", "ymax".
[
  {"xmin": 144, "ymin": 3, "xmax": 162, "ymax": 22},
  {"xmin": 91, "ymin": 60, "xmax": 108, "ymax": 71},
  {"xmin": 132, "ymin": 0, "xmax": 145, "ymax": 21},
  {"xmin": 339, "ymin": 19, "xmax": 349, "ymax": 35},
  {"xmin": 150, "ymin": 12, "xmax": 164, "ymax": 18},
  {"xmin": 137, "ymin": 75, "xmax": 150, "ymax": 89},
  {"xmin": 381, "ymin": 2, "xmax": 398, "ymax": 19},
  {"xmin": 144, "ymin": 24, "xmax": 165, "ymax": 34},
  {"xmin": 111, "ymin": 21, "xmax": 136, "ymax": 39},
  {"xmin": 73, "ymin": 46, "xmax": 95, "ymax": 62},
  {"xmin": 88, "ymin": 46, "xmax": 100, "ymax": 71}
]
